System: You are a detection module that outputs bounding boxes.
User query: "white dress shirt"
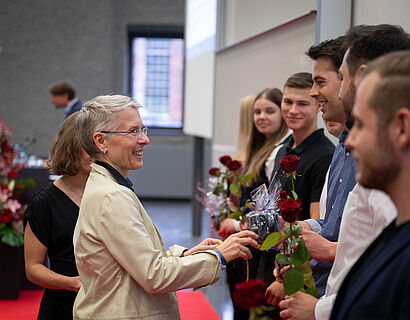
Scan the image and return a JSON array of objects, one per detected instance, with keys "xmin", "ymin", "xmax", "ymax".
[
  {"xmin": 315, "ymin": 184, "xmax": 397, "ymax": 320},
  {"xmin": 265, "ymin": 130, "xmax": 292, "ymax": 180}
]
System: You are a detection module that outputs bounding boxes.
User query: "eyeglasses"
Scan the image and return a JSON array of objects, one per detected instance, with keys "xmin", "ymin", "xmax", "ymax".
[{"xmin": 100, "ymin": 126, "xmax": 148, "ymax": 138}]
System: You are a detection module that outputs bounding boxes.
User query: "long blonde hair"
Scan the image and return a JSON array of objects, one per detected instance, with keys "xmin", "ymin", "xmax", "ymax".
[
  {"xmin": 244, "ymin": 88, "xmax": 288, "ymax": 185},
  {"xmin": 236, "ymin": 94, "xmax": 257, "ymax": 164}
]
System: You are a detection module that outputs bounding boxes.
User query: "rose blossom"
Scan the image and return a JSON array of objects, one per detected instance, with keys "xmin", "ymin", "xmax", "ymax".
[
  {"xmin": 219, "ymin": 155, "xmax": 232, "ymax": 166},
  {"xmin": 208, "ymin": 167, "xmax": 220, "ymax": 177},
  {"xmin": 8, "ymin": 171, "xmax": 18, "ymax": 179},
  {"xmin": 279, "ymin": 198, "xmax": 302, "ymax": 223},
  {"xmin": 227, "ymin": 160, "xmax": 242, "ymax": 171},
  {"xmin": 0, "ymin": 211, "xmax": 12, "ymax": 224},
  {"xmin": 280, "ymin": 154, "xmax": 300, "ymax": 174},
  {"xmin": 232, "ymin": 279, "xmax": 267, "ymax": 309},
  {"xmin": 279, "ymin": 190, "xmax": 288, "ymax": 200},
  {"xmin": 1, "ymin": 141, "xmax": 11, "ymax": 154}
]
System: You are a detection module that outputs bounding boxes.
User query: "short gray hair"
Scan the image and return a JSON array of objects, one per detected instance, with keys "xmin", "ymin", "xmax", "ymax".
[{"xmin": 76, "ymin": 95, "xmax": 142, "ymax": 159}]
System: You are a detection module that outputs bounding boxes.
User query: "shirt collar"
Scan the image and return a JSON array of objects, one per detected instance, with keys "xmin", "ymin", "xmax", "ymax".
[
  {"xmin": 94, "ymin": 161, "xmax": 134, "ymax": 192},
  {"xmin": 285, "ymin": 129, "xmax": 325, "ymax": 155},
  {"xmin": 64, "ymin": 97, "xmax": 79, "ymax": 114},
  {"xmin": 338, "ymin": 129, "xmax": 349, "ymax": 145}
]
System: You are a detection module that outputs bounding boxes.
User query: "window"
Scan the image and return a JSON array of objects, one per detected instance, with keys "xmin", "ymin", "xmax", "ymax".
[{"xmin": 128, "ymin": 26, "xmax": 184, "ymax": 129}]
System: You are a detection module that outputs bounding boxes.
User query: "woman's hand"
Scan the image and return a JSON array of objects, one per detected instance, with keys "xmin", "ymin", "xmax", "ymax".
[
  {"xmin": 215, "ymin": 230, "xmax": 259, "ymax": 263},
  {"xmin": 25, "ymin": 222, "xmax": 82, "ymax": 292},
  {"xmin": 68, "ymin": 276, "xmax": 82, "ymax": 292},
  {"xmin": 184, "ymin": 238, "xmax": 222, "ymax": 256}
]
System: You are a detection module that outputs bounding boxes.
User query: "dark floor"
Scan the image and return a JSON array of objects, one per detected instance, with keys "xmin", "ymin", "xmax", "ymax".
[{"xmin": 140, "ymin": 199, "xmax": 233, "ymax": 320}]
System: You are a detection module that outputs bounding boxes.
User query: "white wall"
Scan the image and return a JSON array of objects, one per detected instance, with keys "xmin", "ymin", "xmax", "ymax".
[
  {"xmin": 213, "ymin": 12, "xmax": 316, "ymax": 166},
  {"xmin": 223, "ymin": 0, "xmax": 316, "ymax": 46},
  {"xmin": 353, "ymin": 0, "xmax": 410, "ymax": 31}
]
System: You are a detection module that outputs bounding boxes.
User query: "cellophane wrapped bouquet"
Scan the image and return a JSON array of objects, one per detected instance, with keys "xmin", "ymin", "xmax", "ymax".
[{"xmin": 197, "ymin": 155, "xmax": 253, "ymax": 230}]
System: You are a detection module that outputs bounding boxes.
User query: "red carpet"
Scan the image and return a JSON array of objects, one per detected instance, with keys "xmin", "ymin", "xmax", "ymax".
[{"xmin": 0, "ymin": 290, "xmax": 220, "ymax": 320}]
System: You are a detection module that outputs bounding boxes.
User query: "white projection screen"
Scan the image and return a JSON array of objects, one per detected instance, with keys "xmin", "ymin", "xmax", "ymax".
[{"xmin": 183, "ymin": 0, "xmax": 217, "ymax": 139}]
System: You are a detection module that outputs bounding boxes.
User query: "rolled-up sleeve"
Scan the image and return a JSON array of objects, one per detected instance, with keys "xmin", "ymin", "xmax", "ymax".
[{"xmin": 305, "ymin": 218, "xmax": 324, "ymax": 233}]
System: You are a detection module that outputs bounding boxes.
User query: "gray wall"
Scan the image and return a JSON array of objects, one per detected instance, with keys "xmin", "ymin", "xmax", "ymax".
[{"xmin": 0, "ymin": 0, "xmax": 195, "ymax": 199}]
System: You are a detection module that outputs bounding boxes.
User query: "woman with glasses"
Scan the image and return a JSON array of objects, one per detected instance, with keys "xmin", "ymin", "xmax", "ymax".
[
  {"xmin": 72, "ymin": 95, "xmax": 259, "ymax": 320},
  {"xmin": 24, "ymin": 112, "xmax": 93, "ymax": 320}
]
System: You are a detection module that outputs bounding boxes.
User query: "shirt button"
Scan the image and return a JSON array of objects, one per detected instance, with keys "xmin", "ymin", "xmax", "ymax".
[
  {"xmin": 332, "ymin": 204, "xmax": 334, "ymax": 209},
  {"xmin": 346, "ymin": 152, "xmax": 350, "ymax": 156},
  {"xmin": 339, "ymin": 178, "xmax": 343, "ymax": 183}
]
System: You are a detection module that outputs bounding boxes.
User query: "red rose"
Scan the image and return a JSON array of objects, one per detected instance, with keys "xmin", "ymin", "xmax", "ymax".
[
  {"xmin": 227, "ymin": 160, "xmax": 242, "ymax": 171},
  {"xmin": 209, "ymin": 167, "xmax": 220, "ymax": 177},
  {"xmin": 279, "ymin": 198, "xmax": 302, "ymax": 223},
  {"xmin": 1, "ymin": 141, "xmax": 11, "ymax": 154},
  {"xmin": 0, "ymin": 212, "xmax": 12, "ymax": 224},
  {"xmin": 280, "ymin": 154, "xmax": 300, "ymax": 174},
  {"xmin": 232, "ymin": 279, "xmax": 267, "ymax": 309},
  {"xmin": 7, "ymin": 171, "xmax": 18, "ymax": 179},
  {"xmin": 219, "ymin": 155, "xmax": 232, "ymax": 166},
  {"xmin": 279, "ymin": 190, "xmax": 288, "ymax": 200}
]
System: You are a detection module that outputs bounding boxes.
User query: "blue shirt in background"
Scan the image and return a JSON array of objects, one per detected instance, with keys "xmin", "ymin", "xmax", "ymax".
[{"xmin": 306, "ymin": 130, "xmax": 357, "ymax": 297}]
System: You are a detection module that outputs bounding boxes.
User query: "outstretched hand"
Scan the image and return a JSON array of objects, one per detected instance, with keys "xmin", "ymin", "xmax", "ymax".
[
  {"xmin": 215, "ymin": 230, "xmax": 259, "ymax": 263},
  {"xmin": 185, "ymin": 238, "xmax": 223, "ymax": 256}
]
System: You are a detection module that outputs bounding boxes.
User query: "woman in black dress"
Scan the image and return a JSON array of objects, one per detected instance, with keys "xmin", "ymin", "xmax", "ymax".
[{"xmin": 24, "ymin": 112, "xmax": 92, "ymax": 320}]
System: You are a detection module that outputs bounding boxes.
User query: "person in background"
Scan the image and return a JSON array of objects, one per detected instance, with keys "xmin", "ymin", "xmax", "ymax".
[
  {"xmin": 24, "ymin": 112, "xmax": 93, "ymax": 320},
  {"xmin": 49, "ymin": 82, "xmax": 83, "ymax": 118},
  {"xmin": 218, "ymin": 88, "xmax": 291, "ymax": 239},
  {"xmin": 272, "ymin": 72, "xmax": 334, "ymax": 221},
  {"xmin": 235, "ymin": 94, "xmax": 257, "ymax": 165},
  {"xmin": 73, "ymin": 95, "xmax": 259, "ymax": 320},
  {"xmin": 219, "ymin": 87, "xmax": 291, "ymax": 320}
]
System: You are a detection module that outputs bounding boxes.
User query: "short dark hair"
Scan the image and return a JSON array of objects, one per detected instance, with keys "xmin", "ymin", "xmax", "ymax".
[
  {"xmin": 284, "ymin": 72, "xmax": 313, "ymax": 90},
  {"xmin": 49, "ymin": 82, "xmax": 76, "ymax": 100},
  {"xmin": 48, "ymin": 112, "xmax": 82, "ymax": 176},
  {"xmin": 344, "ymin": 24, "xmax": 410, "ymax": 76},
  {"xmin": 363, "ymin": 50, "xmax": 410, "ymax": 129},
  {"xmin": 305, "ymin": 36, "xmax": 346, "ymax": 72}
]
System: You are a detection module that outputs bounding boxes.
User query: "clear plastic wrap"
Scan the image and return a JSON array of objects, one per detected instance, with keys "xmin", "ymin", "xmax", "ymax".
[
  {"xmin": 196, "ymin": 176, "xmax": 227, "ymax": 230},
  {"xmin": 247, "ymin": 174, "xmax": 282, "ymax": 243}
]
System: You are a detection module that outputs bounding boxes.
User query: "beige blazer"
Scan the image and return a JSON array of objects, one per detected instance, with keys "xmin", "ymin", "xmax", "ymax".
[{"xmin": 73, "ymin": 163, "xmax": 221, "ymax": 319}]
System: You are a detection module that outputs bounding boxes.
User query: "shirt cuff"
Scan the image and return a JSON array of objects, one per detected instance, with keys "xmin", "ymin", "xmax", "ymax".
[
  {"xmin": 315, "ymin": 294, "xmax": 335, "ymax": 320},
  {"xmin": 210, "ymin": 249, "xmax": 226, "ymax": 270},
  {"xmin": 304, "ymin": 219, "xmax": 323, "ymax": 233},
  {"xmin": 233, "ymin": 220, "xmax": 241, "ymax": 232}
]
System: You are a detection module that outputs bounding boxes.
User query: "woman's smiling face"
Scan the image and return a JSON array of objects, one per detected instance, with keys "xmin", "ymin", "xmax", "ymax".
[
  {"xmin": 103, "ymin": 108, "xmax": 149, "ymax": 177},
  {"xmin": 253, "ymin": 98, "xmax": 283, "ymax": 138}
]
